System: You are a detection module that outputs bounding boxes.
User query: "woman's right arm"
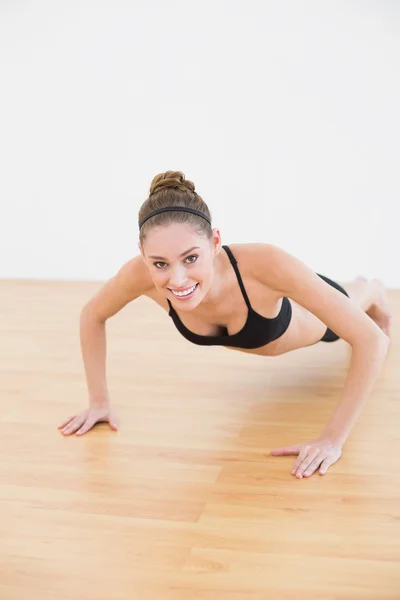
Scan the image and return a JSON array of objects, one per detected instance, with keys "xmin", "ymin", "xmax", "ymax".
[{"xmin": 58, "ymin": 255, "xmax": 153, "ymax": 436}]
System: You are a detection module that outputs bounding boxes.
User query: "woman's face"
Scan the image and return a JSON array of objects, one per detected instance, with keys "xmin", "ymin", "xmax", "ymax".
[{"xmin": 139, "ymin": 223, "xmax": 222, "ymax": 310}]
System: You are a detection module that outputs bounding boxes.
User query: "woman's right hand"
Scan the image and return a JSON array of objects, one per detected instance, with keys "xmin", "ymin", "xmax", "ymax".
[{"xmin": 58, "ymin": 406, "xmax": 119, "ymax": 436}]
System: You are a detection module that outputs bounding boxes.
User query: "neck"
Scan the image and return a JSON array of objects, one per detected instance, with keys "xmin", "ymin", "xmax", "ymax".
[{"xmin": 195, "ymin": 252, "xmax": 226, "ymax": 312}]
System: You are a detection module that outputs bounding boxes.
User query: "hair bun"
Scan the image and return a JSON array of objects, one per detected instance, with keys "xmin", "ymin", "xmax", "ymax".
[{"xmin": 149, "ymin": 170, "xmax": 195, "ymax": 196}]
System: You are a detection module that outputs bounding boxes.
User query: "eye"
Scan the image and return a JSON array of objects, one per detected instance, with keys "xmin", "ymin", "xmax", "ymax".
[
  {"xmin": 153, "ymin": 255, "xmax": 198, "ymax": 269},
  {"xmin": 185, "ymin": 255, "xmax": 198, "ymax": 264}
]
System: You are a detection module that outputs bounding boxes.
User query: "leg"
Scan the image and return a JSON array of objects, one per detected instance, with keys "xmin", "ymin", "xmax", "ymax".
[{"xmin": 341, "ymin": 276, "xmax": 392, "ymax": 337}]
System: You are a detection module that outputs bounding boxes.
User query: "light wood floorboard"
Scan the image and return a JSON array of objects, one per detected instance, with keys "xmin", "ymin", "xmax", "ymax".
[{"xmin": 1, "ymin": 280, "xmax": 399, "ymax": 599}]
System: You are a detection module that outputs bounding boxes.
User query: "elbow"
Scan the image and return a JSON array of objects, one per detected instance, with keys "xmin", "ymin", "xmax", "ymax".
[
  {"xmin": 80, "ymin": 304, "xmax": 107, "ymax": 325},
  {"xmin": 352, "ymin": 329, "xmax": 390, "ymax": 353},
  {"xmin": 379, "ymin": 331, "xmax": 391, "ymax": 350},
  {"xmin": 373, "ymin": 327, "xmax": 390, "ymax": 349},
  {"xmin": 372, "ymin": 332, "xmax": 391, "ymax": 361}
]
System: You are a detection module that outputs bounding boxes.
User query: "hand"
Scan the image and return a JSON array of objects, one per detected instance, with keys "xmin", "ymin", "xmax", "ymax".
[
  {"xmin": 269, "ymin": 438, "xmax": 342, "ymax": 478},
  {"xmin": 58, "ymin": 406, "xmax": 119, "ymax": 436}
]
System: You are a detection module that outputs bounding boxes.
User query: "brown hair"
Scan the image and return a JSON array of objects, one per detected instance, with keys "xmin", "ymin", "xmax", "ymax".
[{"xmin": 138, "ymin": 171, "xmax": 212, "ymax": 245}]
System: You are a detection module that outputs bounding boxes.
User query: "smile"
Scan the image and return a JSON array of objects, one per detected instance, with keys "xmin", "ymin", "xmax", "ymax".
[{"xmin": 169, "ymin": 283, "xmax": 199, "ymax": 299}]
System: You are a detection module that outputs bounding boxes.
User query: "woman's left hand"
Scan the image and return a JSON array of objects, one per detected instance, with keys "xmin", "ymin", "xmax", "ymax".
[{"xmin": 269, "ymin": 438, "xmax": 342, "ymax": 478}]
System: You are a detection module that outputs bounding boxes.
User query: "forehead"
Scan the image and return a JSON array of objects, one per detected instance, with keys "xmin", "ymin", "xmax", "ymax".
[{"xmin": 143, "ymin": 223, "xmax": 207, "ymax": 258}]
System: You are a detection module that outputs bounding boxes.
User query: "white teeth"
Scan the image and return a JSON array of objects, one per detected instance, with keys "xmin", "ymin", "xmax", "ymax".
[{"xmin": 171, "ymin": 284, "xmax": 197, "ymax": 297}]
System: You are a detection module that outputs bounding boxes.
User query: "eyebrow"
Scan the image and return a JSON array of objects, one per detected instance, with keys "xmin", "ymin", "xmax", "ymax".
[{"xmin": 149, "ymin": 246, "xmax": 200, "ymax": 260}]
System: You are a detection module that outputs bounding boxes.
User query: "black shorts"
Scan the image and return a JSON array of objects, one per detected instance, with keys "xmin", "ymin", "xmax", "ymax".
[{"xmin": 317, "ymin": 274, "xmax": 349, "ymax": 343}]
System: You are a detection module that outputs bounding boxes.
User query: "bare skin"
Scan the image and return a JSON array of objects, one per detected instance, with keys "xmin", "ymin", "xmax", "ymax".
[
  {"xmin": 59, "ymin": 224, "xmax": 391, "ymax": 478},
  {"xmin": 353, "ymin": 277, "xmax": 392, "ymax": 337},
  {"xmin": 144, "ymin": 242, "xmax": 392, "ymax": 357}
]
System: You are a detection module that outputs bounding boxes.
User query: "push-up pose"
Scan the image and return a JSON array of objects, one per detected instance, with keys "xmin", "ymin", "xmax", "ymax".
[{"xmin": 59, "ymin": 171, "xmax": 391, "ymax": 479}]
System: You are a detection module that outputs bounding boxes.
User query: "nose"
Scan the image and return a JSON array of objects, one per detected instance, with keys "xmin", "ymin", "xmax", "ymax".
[{"xmin": 168, "ymin": 265, "xmax": 189, "ymax": 288}]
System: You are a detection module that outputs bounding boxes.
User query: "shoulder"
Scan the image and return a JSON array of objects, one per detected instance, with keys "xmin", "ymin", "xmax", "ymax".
[
  {"xmin": 83, "ymin": 255, "xmax": 156, "ymax": 321},
  {"xmin": 228, "ymin": 242, "xmax": 384, "ymax": 346},
  {"xmin": 224, "ymin": 242, "xmax": 290, "ymax": 289},
  {"xmin": 115, "ymin": 254, "xmax": 155, "ymax": 293},
  {"xmin": 226, "ymin": 241, "xmax": 326, "ymax": 296}
]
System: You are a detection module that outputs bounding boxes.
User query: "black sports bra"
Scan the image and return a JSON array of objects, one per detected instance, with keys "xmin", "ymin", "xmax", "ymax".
[{"xmin": 166, "ymin": 245, "xmax": 292, "ymax": 349}]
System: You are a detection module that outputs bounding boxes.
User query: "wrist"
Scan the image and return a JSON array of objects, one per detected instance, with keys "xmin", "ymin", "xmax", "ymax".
[
  {"xmin": 318, "ymin": 432, "xmax": 346, "ymax": 447},
  {"xmin": 89, "ymin": 396, "xmax": 110, "ymax": 409}
]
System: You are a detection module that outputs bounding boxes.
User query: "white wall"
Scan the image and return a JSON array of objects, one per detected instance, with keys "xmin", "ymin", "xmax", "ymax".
[{"xmin": 1, "ymin": 1, "xmax": 399, "ymax": 285}]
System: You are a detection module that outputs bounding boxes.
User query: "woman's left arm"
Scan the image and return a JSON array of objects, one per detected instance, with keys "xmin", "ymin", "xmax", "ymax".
[
  {"xmin": 251, "ymin": 244, "xmax": 390, "ymax": 478},
  {"xmin": 319, "ymin": 337, "xmax": 389, "ymax": 446},
  {"xmin": 270, "ymin": 337, "xmax": 389, "ymax": 478}
]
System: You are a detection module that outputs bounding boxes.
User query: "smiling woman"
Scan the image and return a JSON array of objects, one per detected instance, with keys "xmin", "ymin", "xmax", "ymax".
[
  {"xmin": 149, "ymin": 245, "xmax": 201, "ymax": 298},
  {"xmin": 59, "ymin": 170, "xmax": 391, "ymax": 481}
]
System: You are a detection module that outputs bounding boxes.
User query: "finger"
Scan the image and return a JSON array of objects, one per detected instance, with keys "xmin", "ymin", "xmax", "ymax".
[
  {"xmin": 296, "ymin": 451, "xmax": 322, "ymax": 478},
  {"xmin": 58, "ymin": 415, "xmax": 76, "ymax": 429},
  {"xmin": 319, "ymin": 457, "xmax": 335, "ymax": 475},
  {"xmin": 62, "ymin": 416, "xmax": 85, "ymax": 436},
  {"xmin": 109, "ymin": 419, "xmax": 119, "ymax": 431},
  {"xmin": 269, "ymin": 445, "xmax": 301, "ymax": 456},
  {"xmin": 61, "ymin": 417, "xmax": 79, "ymax": 435},
  {"xmin": 303, "ymin": 455, "xmax": 324, "ymax": 477},
  {"xmin": 293, "ymin": 448, "xmax": 319, "ymax": 478},
  {"xmin": 291, "ymin": 447, "xmax": 310, "ymax": 475},
  {"xmin": 76, "ymin": 419, "xmax": 96, "ymax": 436}
]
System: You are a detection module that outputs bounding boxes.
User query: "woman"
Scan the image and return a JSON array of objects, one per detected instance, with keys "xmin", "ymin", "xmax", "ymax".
[{"xmin": 58, "ymin": 171, "xmax": 391, "ymax": 479}]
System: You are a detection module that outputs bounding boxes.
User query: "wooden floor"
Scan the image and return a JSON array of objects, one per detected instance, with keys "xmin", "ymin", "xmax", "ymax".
[{"xmin": 1, "ymin": 279, "xmax": 399, "ymax": 600}]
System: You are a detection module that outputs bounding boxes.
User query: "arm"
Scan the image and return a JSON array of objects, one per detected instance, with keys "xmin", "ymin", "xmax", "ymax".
[
  {"xmin": 79, "ymin": 309, "xmax": 109, "ymax": 409},
  {"xmin": 251, "ymin": 244, "xmax": 390, "ymax": 476},
  {"xmin": 59, "ymin": 255, "xmax": 154, "ymax": 435},
  {"xmin": 270, "ymin": 335, "xmax": 388, "ymax": 478},
  {"xmin": 320, "ymin": 336, "xmax": 389, "ymax": 446}
]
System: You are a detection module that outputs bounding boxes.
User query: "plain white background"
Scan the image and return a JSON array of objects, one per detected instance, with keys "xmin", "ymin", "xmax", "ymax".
[{"xmin": 1, "ymin": 0, "xmax": 399, "ymax": 285}]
